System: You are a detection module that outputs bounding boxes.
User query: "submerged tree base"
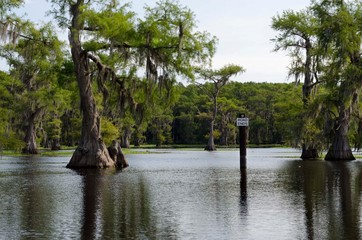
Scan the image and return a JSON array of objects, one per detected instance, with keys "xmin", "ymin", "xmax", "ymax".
[
  {"xmin": 204, "ymin": 145, "xmax": 216, "ymax": 151},
  {"xmin": 66, "ymin": 138, "xmax": 117, "ymax": 169},
  {"xmin": 325, "ymin": 133, "xmax": 355, "ymax": 161},
  {"xmin": 301, "ymin": 145, "xmax": 319, "ymax": 160},
  {"xmin": 66, "ymin": 147, "xmax": 115, "ymax": 168},
  {"xmin": 108, "ymin": 140, "xmax": 129, "ymax": 168},
  {"xmin": 22, "ymin": 147, "xmax": 39, "ymax": 155},
  {"xmin": 325, "ymin": 145, "xmax": 355, "ymax": 161},
  {"xmin": 325, "ymin": 150, "xmax": 355, "ymax": 161},
  {"xmin": 66, "ymin": 140, "xmax": 130, "ymax": 169}
]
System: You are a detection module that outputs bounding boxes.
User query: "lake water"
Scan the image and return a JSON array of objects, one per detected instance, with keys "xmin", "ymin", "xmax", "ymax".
[{"xmin": 1, "ymin": 148, "xmax": 362, "ymax": 239}]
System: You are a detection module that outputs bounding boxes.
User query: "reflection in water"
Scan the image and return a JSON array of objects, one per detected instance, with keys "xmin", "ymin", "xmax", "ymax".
[
  {"xmin": 239, "ymin": 168, "xmax": 248, "ymax": 240},
  {"xmin": 75, "ymin": 168, "xmax": 161, "ymax": 239},
  {"xmin": 79, "ymin": 170, "xmax": 101, "ymax": 240},
  {"xmin": 240, "ymin": 169, "xmax": 248, "ymax": 214},
  {"xmin": 2, "ymin": 150, "xmax": 362, "ymax": 239},
  {"xmin": 284, "ymin": 160, "xmax": 362, "ymax": 240},
  {"xmin": 0, "ymin": 156, "xmax": 83, "ymax": 239}
]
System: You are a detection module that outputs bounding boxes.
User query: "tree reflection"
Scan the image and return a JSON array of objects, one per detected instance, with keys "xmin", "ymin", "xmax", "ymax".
[
  {"xmin": 78, "ymin": 169, "xmax": 102, "ymax": 240},
  {"xmin": 77, "ymin": 169, "xmax": 160, "ymax": 239},
  {"xmin": 18, "ymin": 157, "xmax": 56, "ymax": 238},
  {"xmin": 282, "ymin": 160, "xmax": 362, "ymax": 239},
  {"xmin": 326, "ymin": 163, "xmax": 361, "ymax": 240},
  {"xmin": 240, "ymin": 168, "xmax": 248, "ymax": 214}
]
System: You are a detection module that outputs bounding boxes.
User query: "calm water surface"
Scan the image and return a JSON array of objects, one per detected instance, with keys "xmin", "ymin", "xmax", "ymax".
[{"xmin": 1, "ymin": 148, "xmax": 362, "ymax": 239}]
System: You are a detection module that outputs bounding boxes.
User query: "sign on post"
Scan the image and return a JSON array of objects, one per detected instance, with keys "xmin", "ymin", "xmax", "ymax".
[
  {"xmin": 237, "ymin": 115, "xmax": 248, "ymax": 169},
  {"xmin": 236, "ymin": 118, "xmax": 249, "ymax": 127}
]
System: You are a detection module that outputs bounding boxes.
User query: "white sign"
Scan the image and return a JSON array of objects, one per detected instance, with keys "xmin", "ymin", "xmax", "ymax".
[{"xmin": 236, "ymin": 118, "xmax": 249, "ymax": 127}]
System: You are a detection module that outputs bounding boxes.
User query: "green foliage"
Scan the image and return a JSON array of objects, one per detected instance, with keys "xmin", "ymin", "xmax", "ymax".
[
  {"xmin": 0, "ymin": 71, "xmax": 22, "ymax": 150},
  {"xmin": 45, "ymin": 118, "xmax": 62, "ymax": 140},
  {"xmin": 48, "ymin": 0, "xmax": 217, "ymax": 152},
  {"xmin": 0, "ymin": 0, "xmax": 24, "ymax": 25},
  {"xmin": 272, "ymin": 0, "xmax": 362, "ymax": 158},
  {"xmin": 5, "ymin": 0, "xmax": 362, "ymax": 154},
  {"xmin": 0, "ymin": 133, "xmax": 23, "ymax": 151},
  {"xmin": 138, "ymin": 0, "xmax": 218, "ymax": 80},
  {"xmin": 195, "ymin": 64, "xmax": 244, "ymax": 149},
  {"xmin": 0, "ymin": 21, "xmax": 66, "ymax": 152},
  {"xmin": 172, "ymin": 82, "xmax": 305, "ymax": 146},
  {"xmin": 101, "ymin": 117, "xmax": 120, "ymax": 146},
  {"xmin": 0, "ymin": 0, "xmax": 23, "ymax": 10},
  {"xmin": 271, "ymin": 7, "xmax": 319, "ymax": 93},
  {"xmin": 62, "ymin": 116, "xmax": 81, "ymax": 146},
  {"xmin": 204, "ymin": 129, "xmax": 221, "ymax": 140},
  {"xmin": 309, "ymin": 0, "xmax": 362, "ymax": 157},
  {"xmin": 0, "ymin": 72, "xmax": 345, "ymax": 150},
  {"xmin": 273, "ymin": 85, "xmax": 304, "ymax": 146},
  {"xmin": 0, "ymin": 106, "xmax": 23, "ymax": 151},
  {"xmin": 271, "ymin": 9, "xmax": 318, "ymax": 51},
  {"xmin": 148, "ymin": 113, "xmax": 174, "ymax": 147},
  {"xmin": 81, "ymin": 2, "xmax": 136, "ymax": 51}
]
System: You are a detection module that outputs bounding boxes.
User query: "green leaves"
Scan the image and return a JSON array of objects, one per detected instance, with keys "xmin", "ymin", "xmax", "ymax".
[
  {"xmin": 101, "ymin": 117, "xmax": 120, "ymax": 146},
  {"xmin": 0, "ymin": 20, "xmax": 68, "ymax": 151},
  {"xmin": 273, "ymin": 0, "xmax": 362, "ymax": 154},
  {"xmin": 81, "ymin": 3, "xmax": 135, "ymax": 44},
  {"xmin": 313, "ymin": 1, "xmax": 362, "ymax": 64},
  {"xmin": 139, "ymin": 0, "xmax": 217, "ymax": 80},
  {"xmin": 0, "ymin": 71, "xmax": 22, "ymax": 150},
  {"xmin": 272, "ymin": 9, "xmax": 318, "ymax": 50},
  {"xmin": 0, "ymin": 0, "xmax": 23, "ymax": 17}
]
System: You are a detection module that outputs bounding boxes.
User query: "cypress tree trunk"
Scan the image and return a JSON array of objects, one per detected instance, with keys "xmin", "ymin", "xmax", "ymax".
[
  {"xmin": 219, "ymin": 114, "xmax": 228, "ymax": 146},
  {"xmin": 219, "ymin": 129, "xmax": 228, "ymax": 146},
  {"xmin": 22, "ymin": 110, "xmax": 41, "ymax": 154},
  {"xmin": 325, "ymin": 105, "xmax": 355, "ymax": 161},
  {"xmin": 205, "ymin": 97, "xmax": 217, "ymax": 151},
  {"xmin": 132, "ymin": 128, "xmax": 142, "ymax": 147},
  {"xmin": 120, "ymin": 128, "xmax": 131, "ymax": 148},
  {"xmin": 301, "ymin": 144, "xmax": 319, "ymax": 159},
  {"xmin": 205, "ymin": 120, "xmax": 216, "ymax": 151},
  {"xmin": 66, "ymin": 1, "xmax": 115, "ymax": 168},
  {"xmin": 108, "ymin": 140, "xmax": 129, "ymax": 168},
  {"xmin": 301, "ymin": 39, "xmax": 319, "ymax": 160},
  {"xmin": 51, "ymin": 138, "xmax": 61, "ymax": 150},
  {"xmin": 325, "ymin": 84, "xmax": 360, "ymax": 161},
  {"xmin": 325, "ymin": 88, "xmax": 356, "ymax": 161},
  {"xmin": 22, "ymin": 123, "xmax": 38, "ymax": 154},
  {"xmin": 325, "ymin": 133, "xmax": 355, "ymax": 161}
]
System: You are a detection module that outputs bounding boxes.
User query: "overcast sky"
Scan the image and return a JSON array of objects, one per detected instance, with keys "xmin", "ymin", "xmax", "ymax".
[{"xmin": 11, "ymin": 0, "xmax": 312, "ymax": 83}]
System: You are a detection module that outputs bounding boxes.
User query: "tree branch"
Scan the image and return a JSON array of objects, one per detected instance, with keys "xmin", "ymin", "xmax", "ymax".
[
  {"xmin": 0, "ymin": 21, "xmax": 51, "ymax": 45},
  {"xmin": 86, "ymin": 51, "xmax": 124, "ymax": 86}
]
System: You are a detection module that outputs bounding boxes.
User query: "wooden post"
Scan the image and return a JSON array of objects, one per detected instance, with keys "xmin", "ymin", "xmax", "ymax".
[
  {"xmin": 237, "ymin": 114, "xmax": 248, "ymax": 169},
  {"xmin": 240, "ymin": 168, "xmax": 247, "ymax": 205}
]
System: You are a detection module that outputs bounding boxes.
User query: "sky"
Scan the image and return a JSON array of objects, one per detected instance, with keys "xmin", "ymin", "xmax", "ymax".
[{"xmin": 7, "ymin": 0, "xmax": 312, "ymax": 83}]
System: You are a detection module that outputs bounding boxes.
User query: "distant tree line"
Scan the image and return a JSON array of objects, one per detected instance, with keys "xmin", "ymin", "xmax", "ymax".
[
  {"xmin": 0, "ymin": 70, "xmax": 333, "ymax": 151},
  {"xmin": 3, "ymin": 64, "xmax": 362, "ymax": 152},
  {"xmin": 171, "ymin": 81, "xmax": 303, "ymax": 147}
]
